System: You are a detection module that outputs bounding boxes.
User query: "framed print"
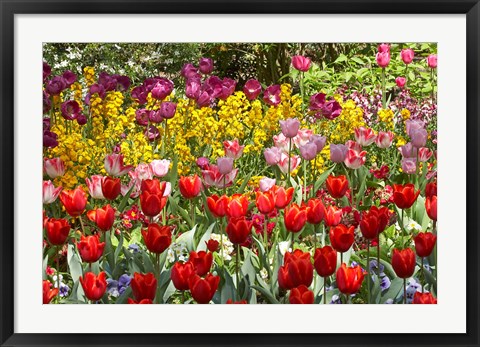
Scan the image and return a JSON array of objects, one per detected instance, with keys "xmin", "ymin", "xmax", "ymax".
[{"xmin": 1, "ymin": 0, "xmax": 479, "ymax": 346}]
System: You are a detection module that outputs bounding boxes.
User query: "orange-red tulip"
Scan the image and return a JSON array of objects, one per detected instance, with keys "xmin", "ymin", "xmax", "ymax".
[
  {"xmin": 179, "ymin": 175, "xmax": 202, "ymax": 199},
  {"xmin": 326, "ymin": 175, "xmax": 349, "ymax": 199},
  {"xmin": 336, "ymin": 263, "xmax": 365, "ymax": 294},
  {"xmin": 329, "ymin": 224, "xmax": 355, "ymax": 253},
  {"xmin": 289, "ymin": 285, "xmax": 314, "ymax": 304},
  {"xmin": 59, "ymin": 187, "xmax": 87, "ymax": 217},
  {"xmin": 391, "ymin": 248, "xmax": 416, "ymax": 278},
  {"xmin": 393, "ymin": 183, "xmax": 420, "ymax": 209},
  {"xmin": 79, "ymin": 272, "xmax": 107, "ymax": 301},
  {"xmin": 142, "ymin": 223, "xmax": 172, "ymax": 254},
  {"xmin": 45, "ymin": 218, "xmax": 71, "ymax": 245},
  {"xmin": 284, "ymin": 203, "xmax": 307, "ymax": 233}
]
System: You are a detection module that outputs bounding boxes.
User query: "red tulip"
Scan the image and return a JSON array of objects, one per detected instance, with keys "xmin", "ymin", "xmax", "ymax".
[
  {"xmin": 189, "ymin": 251, "xmax": 213, "ymax": 276},
  {"xmin": 425, "ymin": 182, "xmax": 437, "ymax": 199},
  {"xmin": 325, "ymin": 175, "xmax": 349, "ymax": 199},
  {"xmin": 336, "ymin": 263, "xmax": 365, "ymax": 294},
  {"xmin": 139, "ymin": 179, "xmax": 167, "ymax": 217},
  {"xmin": 393, "ymin": 184, "xmax": 420, "ymax": 209},
  {"xmin": 142, "ymin": 223, "xmax": 172, "ymax": 254},
  {"xmin": 306, "ymin": 198, "xmax": 325, "ymax": 225},
  {"xmin": 77, "ymin": 234, "xmax": 105, "ymax": 263},
  {"xmin": 329, "ymin": 224, "xmax": 355, "ymax": 253},
  {"xmin": 314, "ymin": 246, "xmax": 337, "ymax": 277},
  {"xmin": 87, "ymin": 204, "xmax": 115, "ymax": 231},
  {"xmin": 59, "ymin": 187, "xmax": 87, "ymax": 217},
  {"xmin": 206, "ymin": 194, "xmax": 229, "ymax": 218},
  {"xmin": 359, "ymin": 206, "xmax": 390, "ymax": 240},
  {"xmin": 255, "ymin": 191, "xmax": 275, "ymax": 215},
  {"xmin": 271, "ymin": 185, "xmax": 294, "ymax": 209},
  {"xmin": 425, "ymin": 196, "xmax": 437, "ymax": 221},
  {"xmin": 289, "ymin": 285, "xmax": 315, "ymax": 304},
  {"xmin": 179, "ymin": 175, "xmax": 202, "ymax": 199},
  {"xmin": 284, "ymin": 203, "xmax": 307, "ymax": 233},
  {"xmin": 171, "ymin": 261, "xmax": 195, "ymax": 291},
  {"xmin": 43, "ymin": 280, "xmax": 59, "ymax": 304},
  {"xmin": 101, "ymin": 176, "xmax": 121, "ymax": 200},
  {"xmin": 226, "ymin": 216, "xmax": 252, "ymax": 244},
  {"xmin": 79, "ymin": 272, "xmax": 107, "ymax": 301},
  {"xmin": 226, "ymin": 194, "xmax": 249, "ymax": 218},
  {"xmin": 413, "ymin": 292, "xmax": 437, "ymax": 304},
  {"xmin": 324, "ymin": 206, "xmax": 343, "ymax": 227},
  {"xmin": 413, "ymin": 232, "xmax": 437, "ymax": 258},
  {"xmin": 226, "ymin": 299, "xmax": 248, "ymax": 304},
  {"xmin": 127, "ymin": 298, "xmax": 153, "ymax": 304},
  {"xmin": 45, "ymin": 218, "xmax": 71, "ymax": 245},
  {"xmin": 205, "ymin": 239, "xmax": 219, "ymax": 252},
  {"xmin": 130, "ymin": 272, "xmax": 157, "ymax": 302},
  {"xmin": 278, "ymin": 250, "xmax": 313, "ymax": 290},
  {"xmin": 188, "ymin": 273, "xmax": 220, "ymax": 304},
  {"xmin": 391, "ymin": 248, "xmax": 416, "ymax": 278}
]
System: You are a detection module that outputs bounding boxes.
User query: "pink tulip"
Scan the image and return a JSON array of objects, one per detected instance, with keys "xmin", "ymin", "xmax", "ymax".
[
  {"xmin": 273, "ymin": 133, "xmax": 290, "ymax": 153},
  {"xmin": 150, "ymin": 159, "xmax": 170, "ymax": 177},
  {"xmin": 104, "ymin": 154, "xmax": 133, "ymax": 177},
  {"xmin": 299, "ymin": 143, "xmax": 317, "ymax": 161},
  {"xmin": 354, "ymin": 127, "xmax": 376, "ymax": 146},
  {"xmin": 279, "ymin": 118, "xmax": 300, "ymax": 139},
  {"xmin": 345, "ymin": 140, "xmax": 363, "ymax": 152},
  {"xmin": 263, "ymin": 85, "xmax": 281, "ymax": 106},
  {"xmin": 259, "ymin": 177, "xmax": 276, "ymax": 192},
  {"xmin": 243, "ymin": 79, "xmax": 262, "ymax": 100},
  {"xmin": 427, "ymin": 54, "xmax": 437, "ymax": 68},
  {"xmin": 344, "ymin": 149, "xmax": 367, "ymax": 169},
  {"xmin": 264, "ymin": 147, "xmax": 281, "ymax": 166},
  {"xmin": 329, "ymin": 144, "xmax": 348, "ymax": 163},
  {"xmin": 181, "ymin": 63, "xmax": 198, "ymax": 79},
  {"xmin": 199, "ymin": 57, "xmax": 214, "ymax": 75},
  {"xmin": 185, "ymin": 78, "xmax": 201, "ymax": 99},
  {"xmin": 401, "ymin": 158, "xmax": 417, "ymax": 174},
  {"xmin": 44, "ymin": 158, "xmax": 65, "ymax": 178},
  {"xmin": 410, "ymin": 128, "xmax": 428, "ymax": 148},
  {"xmin": 309, "ymin": 135, "xmax": 326, "ymax": 153},
  {"xmin": 277, "ymin": 153, "xmax": 300, "ymax": 175},
  {"xmin": 405, "ymin": 119, "xmax": 425, "ymax": 138},
  {"xmin": 201, "ymin": 164, "xmax": 238, "ymax": 189},
  {"xmin": 293, "ymin": 129, "xmax": 313, "ymax": 148},
  {"xmin": 375, "ymin": 131, "xmax": 395, "ymax": 149},
  {"xmin": 43, "ymin": 180, "xmax": 62, "ymax": 204},
  {"xmin": 223, "ymin": 139, "xmax": 245, "ymax": 160},
  {"xmin": 217, "ymin": 157, "xmax": 234, "ymax": 175},
  {"xmin": 418, "ymin": 147, "xmax": 433, "ymax": 162},
  {"xmin": 86, "ymin": 175, "xmax": 106, "ymax": 199},
  {"xmin": 134, "ymin": 163, "xmax": 153, "ymax": 181},
  {"xmin": 398, "ymin": 143, "xmax": 418, "ymax": 159},
  {"xmin": 400, "ymin": 48, "xmax": 415, "ymax": 64},
  {"xmin": 291, "ymin": 55, "xmax": 311, "ymax": 72},
  {"xmin": 378, "ymin": 43, "xmax": 390, "ymax": 53},
  {"xmin": 376, "ymin": 52, "xmax": 391, "ymax": 68},
  {"xmin": 396, "ymin": 76, "xmax": 406, "ymax": 88}
]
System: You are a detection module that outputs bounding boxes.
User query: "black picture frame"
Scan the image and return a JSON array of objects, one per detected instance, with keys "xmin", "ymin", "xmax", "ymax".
[{"xmin": 1, "ymin": 0, "xmax": 479, "ymax": 346}]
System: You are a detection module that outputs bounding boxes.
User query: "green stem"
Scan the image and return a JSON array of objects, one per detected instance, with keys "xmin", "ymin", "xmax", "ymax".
[
  {"xmin": 382, "ymin": 67, "xmax": 386, "ymax": 109},
  {"xmin": 264, "ymin": 215, "xmax": 269, "ymax": 256},
  {"xmin": 340, "ymin": 252, "xmax": 343, "ymax": 265},
  {"xmin": 190, "ymin": 199, "xmax": 195, "ymax": 226},
  {"xmin": 302, "ymin": 159, "xmax": 307, "ymax": 202},
  {"xmin": 312, "ymin": 156, "xmax": 317, "ymax": 198},
  {"xmin": 181, "ymin": 290, "xmax": 185, "ymax": 304},
  {"xmin": 291, "ymin": 231, "xmax": 295, "ymax": 249},
  {"xmin": 287, "ymin": 138, "xmax": 292, "ymax": 186},
  {"xmin": 155, "ymin": 253, "xmax": 160, "ymax": 304},
  {"xmin": 300, "ymin": 71, "xmax": 305, "ymax": 118},
  {"xmin": 367, "ymin": 241, "xmax": 370, "ymax": 304},
  {"xmin": 401, "ymin": 209, "xmax": 405, "ymax": 248},
  {"xmin": 403, "ymin": 278, "xmax": 407, "ymax": 304},
  {"xmin": 236, "ymin": 244, "xmax": 241, "ymax": 299},
  {"xmin": 56, "ymin": 246, "xmax": 61, "ymax": 297},
  {"xmin": 323, "ymin": 277, "xmax": 327, "ymax": 305},
  {"xmin": 421, "ymin": 257, "xmax": 425, "ymax": 293},
  {"xmin": 377, "ymin": 241, "xmax": 380, "ymax": 276},
  {"xmin": 223, "ymin": 176, "xmax": 226, "ymax": 197},
  {"xmin": 78, "ymin": 215, "xmax": 86, "ymax": 235}
]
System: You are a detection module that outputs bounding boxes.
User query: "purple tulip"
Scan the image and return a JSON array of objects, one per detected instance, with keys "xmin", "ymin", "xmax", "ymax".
[
  {"xmin": 43, "ymin": 130, "xmax": 58, "ymax": 148},
  {"xmin": 76, "ymin": 114, "xmax": 87, "ymax": 126},
  {"xmin": 131, "ymin": 85, "xmax": 148, "ymax": 104},
  {"xmin": 405, "ymin": 119, "xmax": 425, "ymax": 138},
  {"xmin": 309, "ymin": 93, "xmax": 326, "ymax": 110},
  {"xmin": 321, "ymin": 100, "xmax": 342, "ymax": 120},
  {"xmin": 263, "ymin": 147, "xmax": 281, "ymax": 166},
  {"xmin": 89, "ymin": 83, "xmax": 106, "ymax": 99},
  {"xmin": 60, "ymin": 100, "xmax": 80, "ymax": 121},
  {"xmin": 185, "ymin": 78, "xmax": 201, "ymax": 99},
  {"xmin": 144, "ymin": 125, "xmax": 160, "ymax": 142},
  {"xmin": 181, "ymin": 63, "xmax": 199, "ymax": 79},
  {"xmin": 203, "ymin": 76, "xmax": 223, "ymax": 98},
  {"xmin": 219, "ymin": 78, "xmax": 236, "ymax": 100},
  {"xmin": 398, "ymin": 142, "xmax": 418, "ymax": 159},
  {"xmin": 243, "ymin": 79, "xmax": 262, "ymax": 100},
  {"xmin": 43, "ymin": 91, "xmax": 51, "ymax": 114},
  {"xmin": 196, "ymin": 91, "xmax": 212, "ymax": 108},
  {"xmin": 199, "ymin": 58, "xmax": 214, "ymax": 75},
  {"xmin": 309, "ymin": 135, "xmax": 326, "ymax": 153},
  {"xmin": 217, "ymin": 157, "xmax": 234, "ymax": 175},
  {"xmin": 196, "ymin": 157, "xmax": 210, "ymax": 170},
  {"xmin": 149, "ymin": 110, "xmax": 163, "ymax": 123},
  {"xmin": 410, "ymin": 128, "xmax": 428, "ymax": 148},
  {"xmin": 279, "ymin": 118, "xmax": 300, "ymax": 138},
  {"xmin": 151, "ymin": 78, "xmax": 174, "ymax": 100},
  {"xmin": 299, "ymin": 143, "xmax": 317, "ymax": 161},
  {"xmin": 45, "ymin": 76, "xmax": 67, "ymax": 95},
  {"xmin": 43, "ymin": 62, "xmax": 52, "ymax": 81},
  {"xmin": 135, "ymin": 109, "xmax": 150, "ymax": 126},
  {"xmin": 113, "ymin": 75, "xmax": 131, "ymax": 92},
  {"xmin": 263, "ymin": 85, "xmax": 281, "ymax": 106},
  {"xmin": 330, "ymin": 144, "xmax": 348, "ymax": 163},
  {"xmin": 98, "ymin": 72, "xmax": 117, "ymax": 92},
  {"xmin": 159, "ymin": 102, "xmax": 177, "ymax": 119},
  {"xmin": 401, "ymin": 158, "xmax": 417, "ymax": 174},
  {"xmin": 143, "ymin": 77, "xmax": 159, "ymax": 92},
  {"xmin": 291, "ymin": 55, "xmax": 311, "ymax": 72}
]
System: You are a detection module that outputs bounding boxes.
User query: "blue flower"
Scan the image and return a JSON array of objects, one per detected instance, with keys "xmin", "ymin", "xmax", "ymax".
[
  {"xmin": 369, "ymin": 259, "xmax": 385, "ymax": 276},
  {"xmin": 330, "ymin": 294, "xmax": 342, "ymax": 304},
  {"xmin": 128, "ymin": 244, "xmax": 140, "ymax": 253},
  {"xmin": 59, "ymin": 283, "xmax": 70, "ymax": 297},
  {"xmin": 406, "ymin": 278, "xmax": 421, "ymax": 303},
  {"xmin": 106, "ymin": 279, "xmax": 120, "ymax": 297},
  {"xmin": 380, "ymin": 276, "xmax": 391, "ymax": 291}
]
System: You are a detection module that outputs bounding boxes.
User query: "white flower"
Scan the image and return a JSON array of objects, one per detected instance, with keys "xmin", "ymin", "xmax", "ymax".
[
  {"xmin": 405, "ymin": 219, "xmax": 421, "ymax": 232},
  {"xmin": 278, "ymin": 241, "xmax": 291, "ymax": 256},
  {"xmin": 260, "ymin": 268, "xmax": 268, "ymax": 280},
  {"xmin": 211, "ymin": 233, "xmax": 233, "ymax": 261},
  {"xmin": 166, "ymin": 248, "xmax": 175, "ymax": 263}
]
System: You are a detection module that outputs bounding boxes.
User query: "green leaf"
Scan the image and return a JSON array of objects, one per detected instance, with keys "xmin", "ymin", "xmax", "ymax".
[
  {"xmin": 238, "ymin": 171, "xmax": 253, "ymax": 194},
  {"xmin": 115, "ymin": 286, "xmax": 132, "ymax": 304},
  {"xmin": 114, "ymin": 232, "xmax": 124, "ymax": 261},
  {"xmin": 43, "ymin": 255, "xmax": 49, "ymax": 281},
  {"xmin": 381, "ymin": 277, "xmax": 404, "ymax": 303},
  {"xmin": 251, "ymin": 284, "xmax": 280, "ymax": 304},
  {"xmin": 67, "ymin": 243, "xmax": 83, "ymax": 284},
  {"xmin": 357, "ymin": 67, "xmax": 369, "ymax": 77},
  {"xmin": 408, "ymin": 71, "xmax": 415, "ymax": 81},
  {"xmin": 345, "ymin": 72, "xmax": 353, "ymax": 82},
  {"xmin": 351, "ymin": 57, "xmax": 365, "ymax": 65},
  {"xmin": 175, "ymin": 224, "xmax": 197, "ymax": 251},
  {"xmin": 314, "ymin": 164, "xmax": 336, "ymax": 192},
  {"xmin": 196, "ymin": 222, "xmax": 216, "ymax": 252},
  {"xmin": 117, "ymin": 184, "xmax": 135, "ymax": 213},
  {"xmin": 169, "ymin": 196, "xmax": 193, "ymax": 228},
  {"xmin": 334, "ymin": 54, "xmax": 347, "ymax": 64},
  {"xmin": 220, "ymin": 270, "xmax": 237, "ymax": 304}
]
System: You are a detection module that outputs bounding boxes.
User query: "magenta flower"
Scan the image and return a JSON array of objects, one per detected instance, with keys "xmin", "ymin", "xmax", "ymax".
[
  {"xmin": 401, "ymin": 158, "xmax": 417, "ymax": 174},
  {"xmin": 43, "ymin": 62, "xmax": 52, "ymax": 81},
  {"xmin": 44, "ymin": 158, "xmax": 65, "ymax": 178},
  {"xmin": 131, "ymin": 85, "xmax": 148, "ymax": 104},
  {"xmin": 264, "ymin": 147, "xmax": 281, "ymax": 166},
  {"xmin": 354, "ymin": 127, "xmax": 377, "ymax": 146},
  {"xmin": 378, "ymin": 43, "xmax": 390, "ymax": 53},
  {"xmin": 427, "ymin": 54, "xmax": 437, "ymax": 68},
  {"xmin": 150, "ymin": 159, "xmax": 170, "ymax": 177},
  {"xmin": 85, "ymin": 175, "xmax": 106, "ymax": 200},
  {"xmin": 43, "ymin": 180, "xmax": 62, "ymax": 204},
  {"xmin": 196, "ymin": 91, "xmax": 212, "ymax": 108},
  {"xmin": 263, "ymin": 85, "xmax": 281, "ymax": 106},
  {"xmin": 151, "ymin": 78, "xmax": 174, "ymax": 100},
  {"xmin": 149, "ymin": 110, "xmax": 163, "ymax": 123},
  {"xmin": 400, "ymin": 48, "xmax": 415, "ymax": 65},
  {"xmin": 223, "ymin": 139, "xmax": 245, "ymax": 160},
  {"xmin": 309, "ymin": 93, "xmax": 326, "ymax": 110},
  {"xmin": 376, "ymin": 51, "xmax": 391, "ymax": 68},
  {"xmin": 418, "ymin": 147, "xmax": 433, "ymax": 162},
  {"xmin": 344, "ymin": 149, "xmax": 367, "ymax": 169},
  {"xmin": 76, "ymin": 114, "xmax": 87, "ymax": 126},
  {"xmin": 219, "ymin": 78, "xmax": 236, "ymax": 100},
  {"xmin": 43, "ymin": 91, "xmax": 51, "ymax": 114},
  {"xmin": 135, "ymin": 109, "xmax": 150, "ymax": 126},
  {"xmin": 291, "ymin": 55, "xmax": 311, "ymax": 72},
  {"xmin": 43, "ymin": 131, "xmax": 58, "ymax": 148},
  {"xmin": 181, "ymin": 63, "xmax": 199, "ymax": 79},
  {"xmin": 104, "ymin": 154, "xmax": 133, "ymax": 177},
  {"xmin": 199, "ymin": 58, "xmax": 214, "ymax": 75},
  {"xmin": 299, "ymin": 143, "xmax": 317, "ymax": 161},
  {"xmin": 62, "ymin": 70, "xmax": 77, "ymax": 87},
  {"xmin": 60, "ymin": 100, "xmax": 80, "ymax": 121},
  {"xmin": 217, "ymin": 157, "xmax": 234, "ymax": 175},
  {"xmin": 243, "ymin": 79, "xmax": 262, "ymax": 100},
  {"xmin": 345, "ymin": 140, "xmax": 363, "ymax": 152},
  {"xmin": 329, "ymin": 144, "xmax": 348, "ymax": 163},
  {"xmin": 279, "ymin": 118, "xmax": 300, "ymax": 138},
  {"xmin": 185, "ymin": 78, "xmax": 201, "ymax": 99},
  {"xmin": 45, "ymin": 76, "xmax": 67, "ymax": 95},
  {"xmin": 396, "ymin": 77, "xmax": 406, "ymax": 88},
  {"xmin": 144, "ymin": 125, "xmax": 160, "ymax": 142},
  {"xmin": 160, "ymin": 102, "xmax": 177, "ymax": 119},
  {"xmin": 375, "ymin": 131, "xmax": 394, "ymax": 149},
  {"xmin": 319, "ymin": 100, "xmax": 342, "ymax": 120},
  {"xmin": 196, "ymin": 157, "xmax": 210, "ymax": 170}
]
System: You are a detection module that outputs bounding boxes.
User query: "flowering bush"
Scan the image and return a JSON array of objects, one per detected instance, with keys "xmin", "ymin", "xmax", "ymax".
[{"xmin": 42, "ymin": 43, "xmax": 437, "ymax": 305}]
